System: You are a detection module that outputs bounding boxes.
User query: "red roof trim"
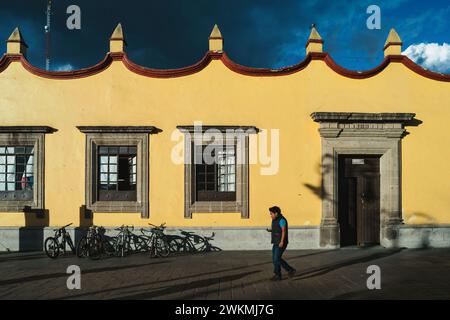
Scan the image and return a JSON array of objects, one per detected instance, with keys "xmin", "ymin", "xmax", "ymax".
[{"xmin": 0, "ymin": 51, "xmax": 449, "ymax": 81}]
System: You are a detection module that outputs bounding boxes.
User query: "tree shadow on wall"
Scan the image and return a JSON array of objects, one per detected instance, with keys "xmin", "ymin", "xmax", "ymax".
[{"xmin": 303, "ymin": 153, "xmax": 334, "ymax": 202}]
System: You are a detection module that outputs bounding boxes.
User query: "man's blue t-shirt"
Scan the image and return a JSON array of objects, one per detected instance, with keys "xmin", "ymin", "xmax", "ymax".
[{"xmin": 279, "ymin": 218, "xmax": 287, "ymax": 228}]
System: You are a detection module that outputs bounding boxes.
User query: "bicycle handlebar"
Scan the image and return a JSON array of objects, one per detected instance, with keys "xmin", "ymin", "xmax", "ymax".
[
  {"xmin": 149, "ymin": 222, "xmax": 166, "ymax": 229},
  {"xmin": 115, "ymin": 225, "xmax": 134, "ymax": 232},
  {"xmin": 53, "ymin": 222, "xmax": 73, "ymax": 232}
]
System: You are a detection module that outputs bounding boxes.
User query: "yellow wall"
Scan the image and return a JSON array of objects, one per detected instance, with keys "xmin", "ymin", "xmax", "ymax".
[{"xmin": 0, "ymin": 57, "xmax": 449, "ymax": 228}]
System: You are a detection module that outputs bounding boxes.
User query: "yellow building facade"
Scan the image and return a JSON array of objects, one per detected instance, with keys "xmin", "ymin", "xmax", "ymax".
[{"xmin": 0, "ymin": 25, "xmax": 449, "ymax": 251}]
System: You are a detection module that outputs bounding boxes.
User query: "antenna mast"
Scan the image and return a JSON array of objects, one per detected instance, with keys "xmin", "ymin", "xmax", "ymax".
[{"xmin": 45, "ymin": 0, "xmax": 52, "ymax": 71}]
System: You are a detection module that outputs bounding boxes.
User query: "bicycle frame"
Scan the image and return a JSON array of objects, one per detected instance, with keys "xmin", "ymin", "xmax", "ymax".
[
  {"xmin": 45, "ymin": 223, "xmax": 75, "ymax": 258},
  {"xmin": 114, "ymin": 225, "xmax": 135, "ymax": 257}
]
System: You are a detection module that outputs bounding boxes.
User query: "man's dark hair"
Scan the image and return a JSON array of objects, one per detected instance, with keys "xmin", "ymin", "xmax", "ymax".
[{"xmin": 269, "ymin": 206, "xmax": 281, "ymax": 216}]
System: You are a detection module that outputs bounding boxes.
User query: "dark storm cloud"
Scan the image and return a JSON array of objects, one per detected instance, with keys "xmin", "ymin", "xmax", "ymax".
[{"xmin": 0, "ymin": 0, "xmax": 448, "ymax": 71}]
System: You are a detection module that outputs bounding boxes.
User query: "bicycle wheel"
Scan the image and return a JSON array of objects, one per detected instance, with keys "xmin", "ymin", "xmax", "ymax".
[
  {"xmin": 179, "ymin": 239, "xmax": 195, "ymax": 253},
  {"xmin": 134, "ymin": 235, "xmax": 150, "ymax": 253},
  {"xmin": 88, "ymin": 235, "xmax": 102, "ymax": 260},
  {"xmin": 115, "ymin": 236, "xmax": 129, "ymax": 257},
  {"xmin": 44, "ymin": 237, "xmax": 60, "ymax": 259},
  {"xmin": 192, "ymin": 235, "xmax": 211, "ymax": 253},
  {"xmin": 102, "ymin": 236, "xmax": 117, "ymax": 256},
  {"xmin": 76, "ymin": 236, "xmax": 88, "ymax": 258},
  {"xmin": 155, "ymin": 237, "xmax": 170, "ymax": 257},
  {"xmin": 167, "ymin": 236, "xmax": 186, "ymax": 253}
]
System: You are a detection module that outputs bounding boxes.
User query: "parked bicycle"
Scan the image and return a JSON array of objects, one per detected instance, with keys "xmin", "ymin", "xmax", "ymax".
[
  {"xmin": 44, "ymin": 223, "xmax": 76, "ymax": 259},
  {"xmin": 113, "ymin": 225, "xmax": 149, "ymax": 257},
  {"xmin": 140, "ymin": 223, "xmax": 170, "ymax": 258},
  {"xmin": 77, "ymin": 225, "xmax": 115, "ymax": 259}
]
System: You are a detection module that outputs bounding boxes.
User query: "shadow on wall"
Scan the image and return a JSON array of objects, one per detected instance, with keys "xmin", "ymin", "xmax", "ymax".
[
  {"xmin": 303, "ymin": 153, "xmax": 333, "ymax": 201},
  {"xmin": 166, "ymin": 229, "xmax": 222, "ymax": 254},
  {"xmin": 404, "ymin": 118, "xmax": 423, "ymax": 130},
  {"xmin": 75, "ymin": 205, "xmax": 93, "ymax": 244},
  {"xmin": 401, "ymin": 212, "xmax": 436, "ymax": 249},
  {"xmin": 19, "ymin": 206, "xmax": 49, "ymax": 252}
]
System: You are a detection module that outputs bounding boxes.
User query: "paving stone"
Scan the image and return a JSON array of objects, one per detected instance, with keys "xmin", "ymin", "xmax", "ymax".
[{"xmin": 0, "ymin": 247, "xmax": 449, "ymax": 299}]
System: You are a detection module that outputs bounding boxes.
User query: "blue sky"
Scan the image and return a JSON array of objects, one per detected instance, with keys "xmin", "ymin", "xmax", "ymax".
[{"xmin": 0, "ymin": 0, "xmax": 448, "ymax": 72}]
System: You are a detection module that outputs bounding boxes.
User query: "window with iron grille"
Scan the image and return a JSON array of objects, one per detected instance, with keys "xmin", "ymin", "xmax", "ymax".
[
  {"xmin": 77, "ymin": 126, "xmax": 158, "ymax": 218},
  {"xmin": 193, "ymin": 144, "xmax": 236, "ymax": 202},
  {"xmin": 0, "ymin": 127, "xmax": 53, "ymax": 211},
  {"xmin": 177, "ymin": 125, "xmax": 257, "ymax": 219},
  {"xmin": 0, "ymin": 146, "xmax": 34, "ymax": 200},
  {"xmin": 97, "ymin": 146, "xmax": 137, "ymax": 201}
]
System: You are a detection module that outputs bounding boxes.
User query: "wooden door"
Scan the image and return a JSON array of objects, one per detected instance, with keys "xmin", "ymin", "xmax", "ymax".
[{"xmin": 338, "ymin": 155, "xmax": 380, "ymax": 246}]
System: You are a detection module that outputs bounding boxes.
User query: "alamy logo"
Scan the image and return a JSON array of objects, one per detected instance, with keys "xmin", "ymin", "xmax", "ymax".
[
  {"xmin": 66, "ymin": 5, "xmax": 81, "ymax": 30},
  {"xmin": 66, "ymin": 265, "xmax": 81, "ymax": 290},
  {"xmin": 366, "ymin": 5, "xmax": 381, "ymax": 30},
  {"xmin": 170, "ymin": 121, "xmax": 280, "ymax": 175},
  {"xmin": 366, "ymin": 265, "xmax": 381, "ymax": 290}
]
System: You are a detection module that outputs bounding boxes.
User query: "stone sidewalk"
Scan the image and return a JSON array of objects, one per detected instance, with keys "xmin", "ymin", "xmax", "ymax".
[{"xmin": 0, "ymin": 247, "xmax": 449, "ymax": 299}]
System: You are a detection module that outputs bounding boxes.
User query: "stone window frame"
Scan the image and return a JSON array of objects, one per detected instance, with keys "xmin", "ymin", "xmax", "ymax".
[
  {"xmin": 177, "ymin": 125, "xmax": 259, "ymax": 219},
  {"xmin": 310, "ymin": 112, "xmax": 417, "ymax": 248},
  {"xmin": 77, "ymin": 126, "xmax": 161, "ymax": 218},
  {"xmin": 0, "ymin": 126, "xmax": 56, "ymax": 212}
]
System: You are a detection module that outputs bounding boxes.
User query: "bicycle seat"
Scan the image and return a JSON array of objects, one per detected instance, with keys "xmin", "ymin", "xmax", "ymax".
[{"xmin": 180, "ymin": 230, "xmax": 194, "ymax": 236}]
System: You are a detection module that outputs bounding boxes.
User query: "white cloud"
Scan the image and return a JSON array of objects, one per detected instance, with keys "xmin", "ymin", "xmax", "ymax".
[
  {"xmin": 54, "ymin": 64, "xmax": 74, "ymax": 71},
  {"xmin": 403, "ymin": 43, "xmax": 450, "ymax": 73}
]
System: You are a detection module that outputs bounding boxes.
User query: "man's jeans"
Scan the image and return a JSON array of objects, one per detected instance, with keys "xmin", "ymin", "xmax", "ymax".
[{"xmin": 272, "ymin": 244, "xmax": 294, "ymax": 277}]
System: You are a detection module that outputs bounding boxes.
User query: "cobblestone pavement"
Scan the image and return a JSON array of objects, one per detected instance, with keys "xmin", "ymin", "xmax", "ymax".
[{"xmin": 0, "ymin": 247, "xmax": 449, "ymax": 300}]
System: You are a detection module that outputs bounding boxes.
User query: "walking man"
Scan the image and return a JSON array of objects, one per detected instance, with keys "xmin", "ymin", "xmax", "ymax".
[{"xmin": 267, "ymin": 206, "xmax": 296, "ymax": 281}]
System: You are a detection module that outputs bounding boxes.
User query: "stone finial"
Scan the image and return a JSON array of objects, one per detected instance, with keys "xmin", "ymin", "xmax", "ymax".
[
  {"xmin": 305, "ymin": 24, "xmax": 323, "ymax": 54},
  {"xmin": 383, "ymin": 28, "xmax": 402, "ymax": 56},
  {"xmin": 209, "ymin": 24, "xmax": 223, "ymax": 52},
  {"xmin": 6, "ymin": 27, "xmax": 28, "ymax": 56},
  {"xmin": 110, "ymin": 23, "xmax": 127, "ymax": 53}
]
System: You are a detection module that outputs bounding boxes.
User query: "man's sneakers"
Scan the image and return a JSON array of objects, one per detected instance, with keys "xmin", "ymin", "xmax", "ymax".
[
  {"xmin": 270, "ymin": 275, "xmax": 282, "ymax": 281},
  {"xmin": 288, "ymin": 269, "xmax": 297, "ymax": 278},
  {"xmin": 270, "ymin": 269, "xmax": 296, "ymax": 281}
]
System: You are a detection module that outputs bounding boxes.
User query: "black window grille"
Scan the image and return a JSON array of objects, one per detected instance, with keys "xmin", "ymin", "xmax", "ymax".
[
  {"xmin": 0, "ymin": 146, "xmax": 34, "ymax": 193},
  {"xmin": 97, "ymin": 146, "xmax": 137, "ymax": 201},
  {"xmin": 193, "ymin": 144, "xmax": 236, "ymax": 201}
]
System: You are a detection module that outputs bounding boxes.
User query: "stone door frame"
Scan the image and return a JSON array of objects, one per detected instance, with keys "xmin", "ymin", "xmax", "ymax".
[{"xmin": 310, "ymin": 112, "xmax": 416, "ymax": 248}]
